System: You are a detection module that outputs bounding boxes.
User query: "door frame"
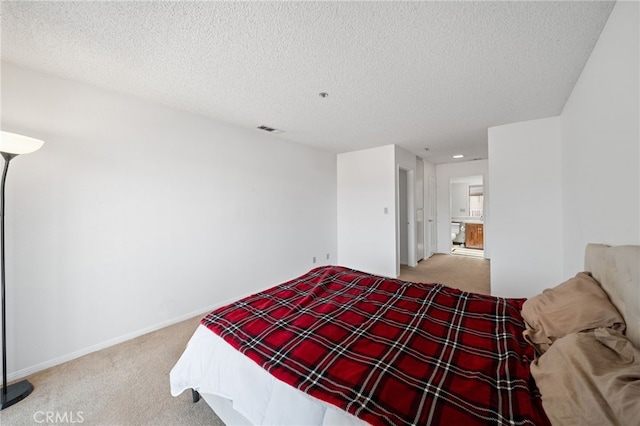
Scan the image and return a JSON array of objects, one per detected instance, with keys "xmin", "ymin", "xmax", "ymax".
[
  {"xmin": 397, "ymin": 167, "xmax": 417, "ymax": 274},
  {"xmin": 426, "ymin": 175, "xmax": 437, "ymax": 257}
]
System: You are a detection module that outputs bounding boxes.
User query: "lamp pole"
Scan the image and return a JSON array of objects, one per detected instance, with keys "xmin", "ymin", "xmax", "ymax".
[
  {"xmin": 0, "ymin": 131, "xmax": 44, "ymax": 410},
  {"xmin": 0, "ymin": 152, "xmax": 11, "ymax": 407},
  {"xmin": 0, "ymin": 152, "xmax": 34, "ymax": 410}
]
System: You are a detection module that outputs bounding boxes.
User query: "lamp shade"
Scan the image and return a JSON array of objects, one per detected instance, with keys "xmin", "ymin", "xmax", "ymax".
[{"xmin": 0, "ymin": 131, "xmax": 44, "ymax": 155}]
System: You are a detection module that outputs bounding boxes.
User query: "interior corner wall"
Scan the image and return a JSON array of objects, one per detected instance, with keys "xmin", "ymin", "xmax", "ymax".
[
  {"xmin": 1, "ymin": 63, "xmax": 338, "ymax": 379},
  {"xmin": 434, "ymin": 160, "xmax": 489, "ymax": 257},
  {"xmin": 560, "ymin": 0, "xmax": 640, "ymax": 276},
  {"xmin": 337, "ymin": 145, "xmax": 396, "ymax": 278},
  {"xmin": 488, "ymin": 117, "xmax": 564, "ymax": 298}
]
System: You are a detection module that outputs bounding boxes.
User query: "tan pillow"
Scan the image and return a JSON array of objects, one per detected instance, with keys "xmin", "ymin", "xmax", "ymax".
[
  {"xmin": 522, "ymin": 272, "xmax": 625, "ymax": 354},
  {"xmin": 530, "ymin": 328, "xmax": 640, "ymax": 426}
]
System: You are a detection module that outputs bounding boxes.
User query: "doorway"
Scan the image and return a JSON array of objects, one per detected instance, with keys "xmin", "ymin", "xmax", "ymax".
[{"xmin": 449, "ymin": 175, "xmax": 484, "ymax": 258}]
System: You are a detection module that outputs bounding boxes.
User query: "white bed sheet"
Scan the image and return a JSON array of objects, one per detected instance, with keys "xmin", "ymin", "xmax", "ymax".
[{"xmin": 170, "ymin": 324, "xmax": 368, "ymax": 426}]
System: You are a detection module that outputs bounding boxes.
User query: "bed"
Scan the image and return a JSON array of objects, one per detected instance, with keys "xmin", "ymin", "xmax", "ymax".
[{"xmin": 170, "ymin": 244, "xmax": 640, "ymax": 425}]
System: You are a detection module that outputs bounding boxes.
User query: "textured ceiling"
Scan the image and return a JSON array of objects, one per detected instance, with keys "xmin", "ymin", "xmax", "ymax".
[{"xmin": 1, "ymin": 1, "xmax": 614, "ymax": 164}]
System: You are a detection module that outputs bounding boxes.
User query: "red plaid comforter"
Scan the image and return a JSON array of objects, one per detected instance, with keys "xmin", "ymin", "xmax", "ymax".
[{"xmin": 202, "ymin": 266, "xmax": 550, "ymax": 426}]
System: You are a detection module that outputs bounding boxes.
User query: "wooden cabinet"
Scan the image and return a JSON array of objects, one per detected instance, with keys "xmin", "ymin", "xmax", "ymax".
[{"xmin": 465, "ymin": 223, "xmax": 484, "ymax": 249}]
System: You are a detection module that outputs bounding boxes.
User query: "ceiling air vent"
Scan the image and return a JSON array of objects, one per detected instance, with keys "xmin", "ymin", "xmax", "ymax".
[{"xmin": 257, "ymin": 125, "xmax": 284, "ymax": 134}]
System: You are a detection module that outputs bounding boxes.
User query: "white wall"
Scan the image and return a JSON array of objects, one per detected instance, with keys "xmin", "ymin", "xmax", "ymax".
[
  {"xmin": 488, "ymin": 117, "xmax": 564, "ymax": 298},
  {"xmin": 450, "ymin": 175, "xmax": 483, "ymax": 222},
  {"xmin": 451, "ymin": 183, "xmax": 470, "ymax": 218},
  {"xmin": 435, "ymin": 160, "xmax": 490, "ymax": 257},
  {"xmin": 337, "ymin": 144, "xmax": 420, "ymax": 278},
  {"xmin": 487, "ymin": 1, "xmax": 639, "ymax": 297},
  {"xmin": 337, "ymin": 145, "xmax": 396, "ymax": 277},
  {"xmin": 561, "ymin": 0, "xmax": 640, "ymax": 276},
  {"xmin": 1, "ymin": 63, "xmax": 337, "ymax": 379}
]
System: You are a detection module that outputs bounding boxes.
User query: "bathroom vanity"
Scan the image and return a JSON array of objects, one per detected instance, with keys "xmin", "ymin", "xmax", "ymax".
[{"xmin": 465, "ymin": 223, "xmax": 484, "ymax": 249}]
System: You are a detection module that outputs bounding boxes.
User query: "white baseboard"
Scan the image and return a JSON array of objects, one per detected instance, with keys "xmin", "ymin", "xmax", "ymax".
[
  {"xmin": 7, "ymin": 303, "xmax": 220, "ymax": 382},
  {"xmin": 7, "ymin": 284, "xmax": 272, "ymax": 382}
]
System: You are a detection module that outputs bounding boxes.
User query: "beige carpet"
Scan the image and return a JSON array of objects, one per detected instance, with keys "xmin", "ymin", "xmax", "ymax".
[
  {"xmin": 399, "ymin": 253, "xmax": 490, "ymax": 294},
  {"xmin": 0, "ymin": 315, "xmax": 223, "ymax": 426},
  {"xmin": 0, "ymin": 254, "xmax": 489, "ymax": 425}
]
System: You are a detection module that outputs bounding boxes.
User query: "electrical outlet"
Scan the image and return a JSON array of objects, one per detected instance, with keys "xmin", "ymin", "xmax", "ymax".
[
  {"xmin": 326, "ymin": 253, "xmax": 330, "ymax": 260},
  {"xmin": 313, "ymin": 256, "xmax": 316, "ymax": 263}
]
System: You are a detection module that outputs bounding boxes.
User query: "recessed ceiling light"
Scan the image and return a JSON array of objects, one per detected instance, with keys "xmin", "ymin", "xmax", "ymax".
[
  {"xmin": 319, "ymin": 92, "xmax": 329, "ymax": 98},
  {"xmin": 453, "ymin": 154, "xmax": 464, "ymax": 159}
]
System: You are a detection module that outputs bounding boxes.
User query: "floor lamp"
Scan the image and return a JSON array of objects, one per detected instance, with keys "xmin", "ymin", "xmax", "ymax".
[{"xmin": 0, "ymin": 131, "xmax": 44, "ymax": 410}]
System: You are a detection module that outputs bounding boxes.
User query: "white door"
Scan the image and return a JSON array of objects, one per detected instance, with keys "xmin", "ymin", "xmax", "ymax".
[
  {"xmin": 427, "ymin": 176, "xmax": 437, "ymax": 257},
  {"xmin": 416, "ymin": 209, "xmax": 425, "ymax": 261},
  {"xmin": 399, "ymin": 169, "xmax": 409, "ymax": 265},
  {"xmin": 415, "ymin": 158, "xmax": 425, "ymax": 261}
]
